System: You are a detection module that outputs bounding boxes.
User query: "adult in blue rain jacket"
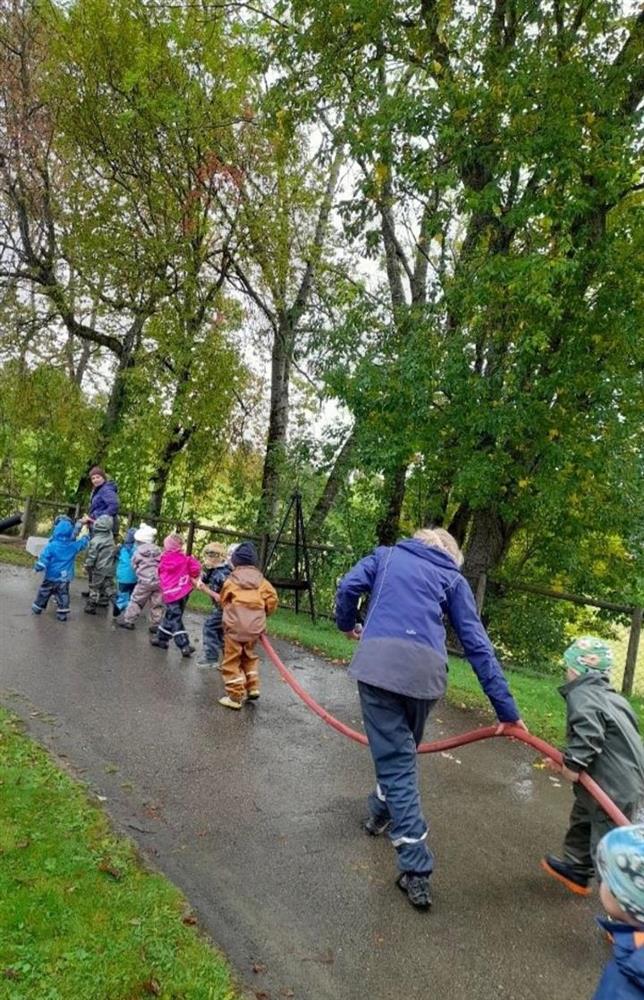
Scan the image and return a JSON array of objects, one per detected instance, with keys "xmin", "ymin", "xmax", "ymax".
[
  {"xmin": 86, "ymin": 466, "xmax": 120, "ymax": 529},
  {"xmin": 335, "ymin": 526, "xmax": 526, "ymax": 911}
]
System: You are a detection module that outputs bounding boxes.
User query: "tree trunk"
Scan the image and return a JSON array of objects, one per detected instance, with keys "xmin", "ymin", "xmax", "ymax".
[
  {"xmin": 256, "ymin": 315, "xmax": 293, "ymax": 540},
  {"xmin": 147, "ymin": 425, "xmax": 194, "ymax": 518},
  {"xmin": 306, "ymin": 428, "xmax": 357, "ymax": 540},
  {"xmin": 447, "ymin": 501, "xmax": 472, "ymax": 547},
  {"xmin": 376, "ymin": 463, "xmax": 408, "ymax": 545},
  {"xmin": 461, "ymin": 508, "xmax": 514, "ymax": 592}
]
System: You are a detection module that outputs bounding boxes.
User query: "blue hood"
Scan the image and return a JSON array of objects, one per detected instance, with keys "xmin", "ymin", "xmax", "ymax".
[
  {"xmin": 594, "ymin": 919, "xmax": 644, "ymax": 997},
  {"xmin": 52, "ymin": 520, "xmax": 74, "ymax": 541}
]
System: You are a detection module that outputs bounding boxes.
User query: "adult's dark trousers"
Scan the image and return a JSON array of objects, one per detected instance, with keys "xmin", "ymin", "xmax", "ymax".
[
  {"xmin": 158, "ymin": 597, "xmax": 190, "ymax": 650},
  {"xmin": 358, "ymin": 680, "xmax": 436, "ymax": 875},
  {"xmin": 32, "ymin": 579, "xmax": 70, "ymax": 620}
]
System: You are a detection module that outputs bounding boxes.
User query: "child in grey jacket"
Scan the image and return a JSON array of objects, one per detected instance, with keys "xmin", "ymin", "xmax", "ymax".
[
  {"xmin": 117, "ymin": 523, "xmax": 163, "ymax": 632},
  {"xmin": 84, "ymin": 514, "xmax": 115, "ymax": 614},
  {"xmin": 541, "ymin": 636, "xmax": 644, "ymax": 896}
]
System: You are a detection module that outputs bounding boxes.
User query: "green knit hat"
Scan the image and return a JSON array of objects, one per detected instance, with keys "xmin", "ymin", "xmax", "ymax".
[{"xmin": 563, "ymin": 636, "xmax": 613, "ymax": 675}]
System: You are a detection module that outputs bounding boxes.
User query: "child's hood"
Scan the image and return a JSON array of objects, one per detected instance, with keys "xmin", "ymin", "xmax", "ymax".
[
  {"xmin": 230, "ymin": 566, "xmax": 264, "ymax": 589},
  {"xmin": 93, "ymin": 514, "xmax": 114, "ymax": 533},
  {"xmin": 136, "ymin": 542, "xmax": 161, "ymax": 560},
  {"xmin": 52, "ymin": 520, "xmax": 74, "ymax": 541},
  {"xmin": 607, "ymin": 921, "xmax": 644, "ymax": 988},
  {"xmin": 160, "ymin": 549, "xmax": 189, "ymax": 571}
]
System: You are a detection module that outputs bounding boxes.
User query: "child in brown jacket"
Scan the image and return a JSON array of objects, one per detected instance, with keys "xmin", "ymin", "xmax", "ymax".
[{"xmin": 216, "ymin": 541, "xmax": 278, "ymax": 710}]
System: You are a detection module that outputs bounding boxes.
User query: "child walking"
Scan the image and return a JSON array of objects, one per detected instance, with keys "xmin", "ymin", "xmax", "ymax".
[
  {"xmin": 84, "ymin": 514, "xmax": 116, "ymax": 614},
  {"xmin": 117, "ymin": 523, "xmax": 163, "ymax": 632},
  {"xmin": 196, "ymin": 542, "xmax": 232, "ymax": 667},
  {"xmin": 32, "ymin": 519, "xmax": 90, "ymax": 621},
  {"xmin": 593, "ymin": 824, "xmax": 644, "ymax": 999},
  {"xmin": 218, "ymin": 541, "xmax": 278, "ymax": 710},
  {"xmin": 150, "ymin": 534, "xmax": 201, "ymax": 657},
  {"xmin": 541, "ymin": 637, "xmax": 644, "ymax": 895},
  {"xmin": 112, "ymin": 527, "xmax": 138, "ymax": 617}
]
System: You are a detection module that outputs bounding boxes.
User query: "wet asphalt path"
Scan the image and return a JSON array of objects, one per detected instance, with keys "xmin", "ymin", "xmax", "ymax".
[{"xmin": 1, "ymin": 566, "xmax": 605, "ymax": 1000}]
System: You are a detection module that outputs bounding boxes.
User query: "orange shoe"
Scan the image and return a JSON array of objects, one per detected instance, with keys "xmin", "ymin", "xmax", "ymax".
[{"xmin": 540, "ymin": 855, "xmax": 592, "ymax": 896}]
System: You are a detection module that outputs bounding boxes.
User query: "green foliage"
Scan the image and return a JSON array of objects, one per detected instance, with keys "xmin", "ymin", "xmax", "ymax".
[{"xmin": 0, "ymin": 709, "xmax": 235, "ymax": 999}]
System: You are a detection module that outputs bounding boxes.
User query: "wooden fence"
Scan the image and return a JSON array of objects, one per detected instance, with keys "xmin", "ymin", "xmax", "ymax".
[{"xmin": 1, "ymin": 492, "xmax": 641, "ymax": 695}]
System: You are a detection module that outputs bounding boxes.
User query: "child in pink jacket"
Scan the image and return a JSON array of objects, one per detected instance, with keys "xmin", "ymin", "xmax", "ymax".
[{"xmin": 150, "ymin": 534, "xmax": 201, "ymax": 658}]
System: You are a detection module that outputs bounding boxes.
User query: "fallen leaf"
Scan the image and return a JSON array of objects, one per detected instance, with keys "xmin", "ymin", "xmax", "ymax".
[
  {"xmin": 252, "ymin": 961, "xmax": 267, "ymax": 974},
  {"xmin": 98, "ymin": 860, "xmax": 123, "ymax": 880},
  {"xmin": 182, "ymin": 914, "xmax": 198, "ymax": 926},
  {"xmin": 300, "ymin": 949, "xmax": 334, "ymax": 965},
  {"xmin": 142, "ymin": 978, "xmax": 161, "ymax": 996},
  {"xmin": 279, "ymin": 991, "xmax": 295, "ymax": 998},
  {"xmin": 254, "ymin": 992, "xmax": 271, "ymax": 1000},
  {"xmin": 3, "ymin": 969, "xmax": 19, "ymax": 980},
  {"xmin": 16, "ymin": 839, "xmax": 31, "ymax": 849}
]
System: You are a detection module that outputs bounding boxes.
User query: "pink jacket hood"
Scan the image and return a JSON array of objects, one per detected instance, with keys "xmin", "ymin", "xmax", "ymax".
[{"xmin": 158, "ymin": 550, "xmax": 201, "ymax": 603}]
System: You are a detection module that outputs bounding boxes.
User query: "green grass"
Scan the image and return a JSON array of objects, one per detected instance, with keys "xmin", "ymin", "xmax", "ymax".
[
  {"xmin": 0, "ymin": 542, "xmax": 32, "ymax": 567},
  {"xmin": 0, "ymin": 709, "xmax": 236, "ymax": 1000}
]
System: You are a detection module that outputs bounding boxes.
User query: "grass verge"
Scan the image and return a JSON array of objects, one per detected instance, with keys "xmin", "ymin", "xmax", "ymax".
[{"xmin": 0, "ymin": 709, "xmax": 236, "ymax": 1000}]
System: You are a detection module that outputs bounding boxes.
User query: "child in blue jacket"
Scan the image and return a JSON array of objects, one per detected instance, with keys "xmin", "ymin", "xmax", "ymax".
[
  {"xmin": 112, "ymin": 528, "xmax": 138, "ymax": 616},
  {"xmin": 32, "ymin": 519, "xmax": 90, "ymax": 621},
  {"xmin": 593, "ymin": 824, "xmax": 644, "ymax": 999}
]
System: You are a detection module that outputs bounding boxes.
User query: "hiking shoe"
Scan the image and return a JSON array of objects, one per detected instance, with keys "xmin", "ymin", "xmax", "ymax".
[
  {"xmin": 181, "ymin": 645, "xmax": 196, "ymax": 659},
  {"xmin": 150, "ymin": 637, "xmax": 168, "ymax": 649},
  {"xmin": 84, "ymin": 603, "xmax": 97, "ymax": 615},
  {"xmin": 32, "ymin": 607, "xmax": 43, "ymax": 615},
  {"xmin": 118, "ymin": 621, "xmax": 135, "ymax": 630},
  {"xmin": 396, "ymin": 872, "xmax": 432, "ymax": 911},
  {"xmin": 219, "ymin": 695, "xmax": 243, "ymax": 710},
  {"xmin": 247, "ymin": 691, "xmax": 260, "ymax": 701},
  {"xmin": 363, "ymin": 815, "xmax": 392, "ymax": 836},
  {"xmin": 541, "ymin": 855, "xmax": 592, "ymax": 896},
  {"xmin": 148, "ymin": 625, "xmax": 158, "ymax": 634},
  {"xmin": 112, "ymin": 604, "xmax": 122, "ymax": 618},
  {"xmin": 81, "ymin": 590, "xmax": 90, "ymax": 598}
]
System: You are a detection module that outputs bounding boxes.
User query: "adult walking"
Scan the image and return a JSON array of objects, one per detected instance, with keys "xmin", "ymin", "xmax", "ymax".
[
  {"xmin": 85, "ymin": 466, "xmax": 119, "ymax": 531},
  {"xmin": 335, "ymin": 527, "xmax": 526, "ymax": 910}
]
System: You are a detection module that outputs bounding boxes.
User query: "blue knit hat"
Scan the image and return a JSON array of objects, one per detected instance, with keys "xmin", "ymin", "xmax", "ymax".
[
  {"xmin": 231, "ymin": 540, "xmax": 259, "ymax": 567},
  {"xmin": 597, "ymin": 825, "xmax": 644, "ymax": 925}
]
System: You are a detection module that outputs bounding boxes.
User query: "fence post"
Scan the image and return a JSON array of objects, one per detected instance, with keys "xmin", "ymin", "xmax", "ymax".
[
  {"xmin": 622, "ymin": 606, "xmax": 643, "ymax": 697},
  {"xmin": 19, "ymin": 496, "xmax": 33, "ymax": 539},
  {"xmin": 186, "ymin": 520, "xmax": 195, "ymax": 555}
]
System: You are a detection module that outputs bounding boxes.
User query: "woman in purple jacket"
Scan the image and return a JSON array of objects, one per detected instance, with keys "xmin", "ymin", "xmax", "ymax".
[
  {"xmin": 86, "ymin": 466, "xmax": 119, "ymax": 528},
  {"xmin": 335, "ymin": 527, "xmax": 526, "ymax": 911}
]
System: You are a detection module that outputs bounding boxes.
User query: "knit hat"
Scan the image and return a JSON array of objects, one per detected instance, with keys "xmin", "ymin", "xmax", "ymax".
[
  {"xmin": 134, "ymin": 523, "xmax": 157, "ymax": 545},
  {"xmin": 597, "ymin": 825, "xmax": 644, "ymax": 925},
  {"xmin": 89, "ymin": 466, "xmax": 107, "ymax": 481},
  {"xmin": 163, "ymin": 533, "xmax": 184, "ymax": 552},
  {"xmin": 231, "ymin": 540, "xmax": 259, "ymax": 567},
  {"xmin": 124, "ymin": 527, "xmax": 136, "ymax": 547},
  {"xmin": 563, "ymin": 636, "xmax": 614, "ymax": 675}
]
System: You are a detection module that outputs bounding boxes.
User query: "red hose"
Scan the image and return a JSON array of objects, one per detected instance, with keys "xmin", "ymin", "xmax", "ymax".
[{"xmin": 260, "ymin": 634, "xmax": 629, "ymax": 827}]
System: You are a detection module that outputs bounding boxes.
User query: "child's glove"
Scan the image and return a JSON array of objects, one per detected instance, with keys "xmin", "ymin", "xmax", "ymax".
[{"xmin": 33, "ymin": 561, "xmax": 45, "ymax": 573}]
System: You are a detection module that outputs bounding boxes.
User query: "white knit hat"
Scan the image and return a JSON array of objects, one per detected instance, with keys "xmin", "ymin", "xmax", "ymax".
[{"xmin": 134, "ymin": 522, "xmax": 157, "ymax": 544}]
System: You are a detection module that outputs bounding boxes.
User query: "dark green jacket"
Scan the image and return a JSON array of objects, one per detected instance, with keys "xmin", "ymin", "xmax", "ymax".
[{"xmin": 560, "ymin": 672, "xmax": 644, "ymax": 807}]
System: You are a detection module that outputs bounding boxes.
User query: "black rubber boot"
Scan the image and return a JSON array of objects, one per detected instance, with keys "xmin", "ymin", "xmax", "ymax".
[
  {"xmin": 150, "ymin": 636, "xmax": 168, "ymax": 649},
  {"xmin": 396, "ymin": 872, "xmax": 432, "ymax": 911},
  {"xmin": 540, "ymin": 855, "xmax": 591, "ymax": 895},
  {"xmin": 181, "ymin": 645, "xmax": 196, "ymax": 659},
  {"xmin": 363, "ymin": 815, "xmax": 391, "ymax": 836},
  {"xmin": 84, "ymin": 602, "xmax": 97, "ymax": 615},
  {"xmin": 148, "ymin": 625, "xmax": 158, "ymax": 634}
]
